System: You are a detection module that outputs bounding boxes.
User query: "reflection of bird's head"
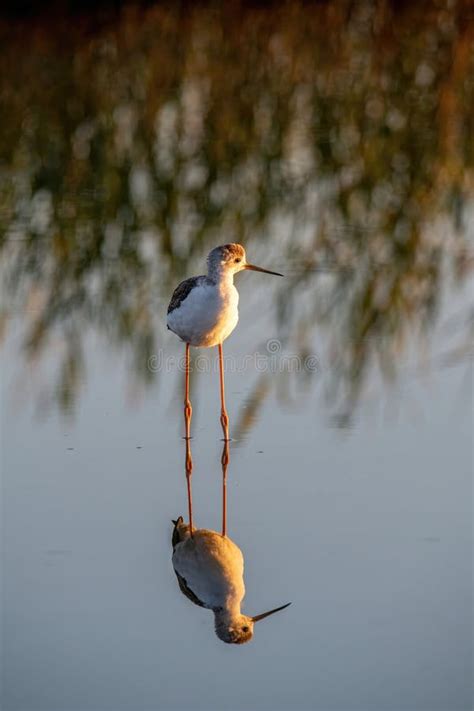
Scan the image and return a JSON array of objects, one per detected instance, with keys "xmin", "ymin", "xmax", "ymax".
[
  {"xmin": 214, "ymin": 603, "xmax": 291, "ymax": 644},
  {"xmin": 207, "ymin": 243, "xmax": 283, "ymax": 279},
  {"xmin": 214, "ymin": 613, "xmax": 254, "ymax": 645}
]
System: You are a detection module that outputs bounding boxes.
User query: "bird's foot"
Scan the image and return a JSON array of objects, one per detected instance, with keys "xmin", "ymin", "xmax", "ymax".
[{"xmin": 220, "ymin": 411, "xmax": 229, "ymax": 438}]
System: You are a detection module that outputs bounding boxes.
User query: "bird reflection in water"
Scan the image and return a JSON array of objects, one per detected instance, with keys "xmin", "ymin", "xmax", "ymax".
[{"xmin": 171, "ymin": 438, "xmax": 290, "ymax": 644}]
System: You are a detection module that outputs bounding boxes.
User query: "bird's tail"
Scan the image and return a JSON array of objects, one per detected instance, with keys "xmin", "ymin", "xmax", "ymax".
[{"xmin": 171, "ymin": 516, "xmax": 188, "ymax": 549}]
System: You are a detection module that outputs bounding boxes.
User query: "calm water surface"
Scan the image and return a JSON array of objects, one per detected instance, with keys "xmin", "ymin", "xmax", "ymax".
[{"xmin": 1, "ymin": 2, "xmax": 473, "ymax": 710}]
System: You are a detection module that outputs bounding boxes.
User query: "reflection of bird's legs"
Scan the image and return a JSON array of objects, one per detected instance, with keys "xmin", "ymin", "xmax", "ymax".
[
  {"xmin": 184, "ymin": 343, "xmax": 193, "ymax": 535},
  {"xmin": 218, "ymin": 343, "xmax": 230, "ymax": 441},
  {"xmin": 185, "ymin": 437, "xmax": 193, "ymax": 537},
  {"xmin": 221, "ymin": 438, "xmax": 229, "ymax": 537}
]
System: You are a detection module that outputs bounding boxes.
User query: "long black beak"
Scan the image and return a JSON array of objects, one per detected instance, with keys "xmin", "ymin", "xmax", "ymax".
[
  {"xmin": 251, "ymin": 602, "xmax": 291, "ymax": 622},
  {"xmin": 245, "ymin": 263, "xmax": 284, "ymax": 277}
]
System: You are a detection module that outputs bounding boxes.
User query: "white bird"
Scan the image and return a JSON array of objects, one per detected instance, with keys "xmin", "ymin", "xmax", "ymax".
[
  {"xmin": 171, "ymin": 516, "xmax": 291, "ymax": 644},
  {"xmin": 167, "ymin": 244, "xmax": 283, "ymax": 532}
]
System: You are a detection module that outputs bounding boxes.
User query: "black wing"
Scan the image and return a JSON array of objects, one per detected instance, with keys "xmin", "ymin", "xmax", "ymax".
[
  {"xmin": 171, "ymin": 517, "xmax": 211, "ymax": 610},
  {"xmin": 174, "ymin": 570, "xmax": 209, "ymax": 609},
  {"xmin": 167, "ymin": 276, "xmax": 204, "ymax": 314}
]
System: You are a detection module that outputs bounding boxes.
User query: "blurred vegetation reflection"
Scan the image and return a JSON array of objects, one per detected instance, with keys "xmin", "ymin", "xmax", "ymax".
[{"xmin": 0, "ymin": 0, "xmax": 472, "ymax": 418}]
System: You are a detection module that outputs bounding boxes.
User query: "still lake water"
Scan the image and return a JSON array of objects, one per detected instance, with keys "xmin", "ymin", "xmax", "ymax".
[{"xmin": 1, "ymin": 2, "xmax": 473, "ymax": 710}]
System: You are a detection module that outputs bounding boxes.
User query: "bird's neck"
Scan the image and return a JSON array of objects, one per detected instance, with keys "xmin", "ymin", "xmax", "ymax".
[
  {"xmin": 214, "ymin": 602, "xmax": 241, "ymax": 626},
  {"xmin": 207, "ymin": 267, "xmax": 235, "ymax": 288}
]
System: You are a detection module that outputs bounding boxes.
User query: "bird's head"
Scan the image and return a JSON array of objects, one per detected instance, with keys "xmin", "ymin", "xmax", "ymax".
[
  {"xmin": 206, "ymin": 243, "xmax": 283, "ymax": 279},
  {"xmin": 214, "ymin": 613, "xmax": 255, "ymax": 644},
  {"xmin": 214, "ymin": 603, "xmax": 291, "ymax": 645}
]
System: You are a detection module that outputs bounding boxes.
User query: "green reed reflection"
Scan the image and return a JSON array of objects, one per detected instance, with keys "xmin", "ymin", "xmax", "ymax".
[{"xmin": 0, "ymin": 1, "xmax": 472, "ymax": 418}]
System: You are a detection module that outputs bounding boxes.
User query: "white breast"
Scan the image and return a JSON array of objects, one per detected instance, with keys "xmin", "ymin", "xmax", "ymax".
[
  {"xmin": 167, "ymin": 281, "xmax": 239, "ymax": 347},
  {"xmin": 172, "ymin": 530, "xmax": 245, "ymax": 610}
]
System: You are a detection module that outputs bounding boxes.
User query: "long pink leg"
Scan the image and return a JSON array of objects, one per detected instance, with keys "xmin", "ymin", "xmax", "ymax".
[
  {"xmin": 218, "ymin": 343, "xmax": 230, "ymax": 441},
  {"xmin": 184, "ymin": 343, "xmax": 193, "ymax": 535},
  {"xmin": 218, "ymin": 343, "xmax": 230, "ymax": 536}
]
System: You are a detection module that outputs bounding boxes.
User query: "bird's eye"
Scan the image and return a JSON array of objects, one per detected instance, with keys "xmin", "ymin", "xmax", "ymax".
[
  {"xmin": 234, "ymin": 258, "xmax": 241, "ymax": 263},
  {"xmin": 242, "ymin": 626, "xmax": 249, "ymax": 632}
]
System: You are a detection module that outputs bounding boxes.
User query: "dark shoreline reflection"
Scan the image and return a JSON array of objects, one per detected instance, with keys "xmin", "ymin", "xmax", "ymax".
[{"xmin": 1, "ymin": 1, "xmax": 472, "ymax": 420}]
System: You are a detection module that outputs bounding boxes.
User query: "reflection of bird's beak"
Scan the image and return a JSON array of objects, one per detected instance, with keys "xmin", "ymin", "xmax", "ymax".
[
  {"xmin": 244, "ymin": 263, "xmax": 284, "ymax": 277},
  {"xmin": 252, "ymin": 602, "xmax": 291, "ymax": 622}
]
